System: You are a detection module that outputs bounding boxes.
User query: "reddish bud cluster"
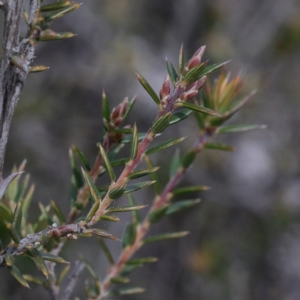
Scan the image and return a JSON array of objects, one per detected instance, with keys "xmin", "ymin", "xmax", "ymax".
[
  {"xmin": 184, "ymin": 45, "xmax": 206, "ymax": 73},
  {"xmin": 159, "ymin": 75, "xmax": 171, "ymax": 109},
  {"xmin": 109, "ymin": 97, "xmax": 129, "ymax": 128}
]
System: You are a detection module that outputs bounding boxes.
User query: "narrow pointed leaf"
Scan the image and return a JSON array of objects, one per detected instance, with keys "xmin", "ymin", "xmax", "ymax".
[
  {"xmin": 124, "ymin": 181, "xmax": 155, "ymax": 194},
  {"xmin": 151, "ymin": 112, "xmax": 172, "ymax": 134},
  {"xmin": 29, "ymin": 65, "xmax": 49, "ymax": 73},
  {"xmin": 23, "ymin": 274, "xmax": 44, "ymax": 285},
  {"xmin": 40, "ymin": 0, "xmax": 72, "ymax": 12},
  {"xmin": 85, "ymin": 199, "xmax": 100, "ymax": 222},
  {"xmin": 73, "ymin": 145, "xmax": 91, "ymax": 171},
  {"xmin": 9, "ymin": 265, "xmax": 30, "ymax": 288},
  {"xmin": 166, "ymin": 60, "xmax": 178, "ymax": 84},
  {"xmin": 99, "ymin": 214, "xmax": 120, "ymax": 222},
  {"xmin": 131, "ymin": 125, "xmax": 139, "ymax": 160},
  {"xmin": 28, "ymin": 247, "xmax": 49, "ymax": 279},
  {"xmin": 184, "ymin": 61, "xmax": 229, "ymax": 83},
  {"xmin": 39, "ymin": 32, "xmax": 76, "ymax": 41},
  {"xmin": 44, "ymin": 3, "xmax": 81, "ymax": 21},
  {"xmin": 6, "ymin": 223, "xmax": 20, "ymax": 244},
  {"xmin": 204, "ymin": 143, "xmax": 236, "ymax": 151},
  {"xmin": 179, "ymin": 44, "xmax": 185, "ymax": 75},
  {"xmin": 23, "ymin": 184, "xmax": 35, "ymax": 220},
  {"xmin": 127, "ymin": 194, "xmax": 141, "ymax": 223},
  {"xmin": 167, "ymin": 199, "xmax": 201, "ymax": 215},
  {"xmin": 102, "ymin": 90, "xmax": 110, "ymax": 122},
  {"xmin": 82, "ymin": 169, "xmax": 101, "ymax": 203},
  {"xmin": 81, "ymin": 258, "xmax": 99, "ymax": 280},
  {"xmin": 120, "ymin": 264, "xmax": 141, "ymax": 276},
  {"xmin": 69, "ymin": 149, "xmax": 84, "ymax": 189},
  {"xmin": 0, "ymin": 172, "xmax": 22, "ymax": 200},
  {"xmin": 110, "ymin": 277, "xmax": 130, "ymax": 284},
  {"xmin": 110, "ymin": 158, "xmax": 129, "ymax": 167},
  {"xmin": 98, "ymin": 144, "xmax": 115, "ymax": 182},
  {"xmin": 57, "ymin": 265, "xmax": 70, "ymax": 285},
  {"xmin": 136, "ymin": 73, "xmax": 160, "ymax": 105},
  {"xmin": 84, "ymin": 229, "xmax": 118, "ymax": 240},
  {"xmin": 173, "ymin": 185, "xmax": 210, "ymax": 195},
  {"xmin": 182, "ymin": 149, "xmax": 197, "ymax": 168},
  {"xmin": 122, "ymin": 222, "xmax": 136, "ymax": 248},
  {"xmin": 143, "ymin": 231, "xmax": 189, "ymax": 244},
  {"xmin": 121, "ymin": 133, "xmax": 147, "ymax": 144},
  {"xmin": 108, "ymin": 287, "xmax": 145, "ymax": 296},
  {"xmin": 39, "ymin": 252, "xmax": 69, "ymax": 264},
  {"xmin": 0, "ymin": 203, "xmax": 13, "ymax": 222},
  {"xmin": 51, "ymin": 200, "xmax": 66, "ymax": 224},
  {"xmin": 127, "ymin": 257, "xmax": 158, "ymax": 265},
  {"xmin": 181, "ymin": 102, "xmax": 220, "ymax": 116},
  {"xmin": 169, "ymin": 149, "xmax": 181, "ymax": 178},
  {"xmin": 215, "ymin": 124, "xmax": 267, "ymax": 134},
  {"xmin": 169, "ymin": 108, "xmax": 193, "ymax": 125},
  {"xmin": 5, "ymin": 254, "xmax": 15, "ymax": 266},
  {"xmin": 108, "ymin": 144, "xmax": 124, "ymax": 160},
  {"xmin": 148, "ymin": 204, "xmax": 169, "ymax": 223},
  {"xmin": 98, "ymin": 238, "xmax": 114, "ymax": 265},
  {"xmin": 109, "ymin": 184, "xmax": 126, "ymax": 199},
  {"xmin": 146, "ymin": 137, "xmax": 185, "ymax": 155},
  {"xmin": 145, "ymin": 156, "xmax": 160, "ymax": 194},
  {"xmin": 106, "ymin": 205, "xmax": 146, "ymax": 213},
  {"xmin": 128, "ymin": 167, "xmax": 160, "ymax": 180}
]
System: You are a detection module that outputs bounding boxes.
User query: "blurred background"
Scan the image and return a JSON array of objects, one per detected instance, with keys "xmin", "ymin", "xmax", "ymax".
[{"xmin": 1, "ymin": 0, "xmax": 300, "ymax": 299}]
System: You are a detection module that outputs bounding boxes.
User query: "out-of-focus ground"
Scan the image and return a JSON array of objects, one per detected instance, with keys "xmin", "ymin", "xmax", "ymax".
[{"xmin": 1, "ymin": 0, "xmax": 300, "ymax": 299}]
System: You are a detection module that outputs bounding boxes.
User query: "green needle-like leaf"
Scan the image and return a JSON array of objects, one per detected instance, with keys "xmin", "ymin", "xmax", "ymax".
[
  {"xmin": 131, "ymin": 124, "xmax": 139, "ymax": 159},
  {"xmin": 81, "ymin": 257, "xmax": 99, "ymax": 280},
  {"xmin": 136, "ymin": 73, "xmax": 160, "ymax": 105},
  {"xmin": 122, "ymin": 222, "xmax": 136, "ymax": 248},
  {"xmin": 57, "ymin": 265, "xmax": 71, "ymax": 285},
  {"xmin": 39, "ymin": 252, "xmax": 69, "ymax": 264},
  {"xmin": 178, "ymin": 44, "xmax": 185, "ymax": 75},
  {"xmin": 169, "ymin": 108, "xmax": 193, "ymax": 125},
  {"xmin": 204, "ymin": 143, "xmax": 236, "ymax": 151},
  {"xmin": 98, "ymin": 238, "xmax": 115, "ymax": 265},
  {"xmin": 106, "ymin": 205, "xmax": 146, "ymax": 213},
  {"xmin": 127, "ymin": 257, "xmax": 158, "ymax": 265},
  {"xmin": 143, "ymin": 231, "xmax": 189, "ymax": 244},
  {"xmin": 40, "ymin": 0, "xmax": 72, "ymax": 12},
  {"xmin": 146, "ymin": 137, "xmax": 185, "ymax": 155},
  {"xmin": 215, "ymin": 124, "xmax": 267, "ymax": 134},
  {"xmin": 181, "ymin": 102, "xmax": 220, "ymax": 116},
  {"xmin": 167, "ymin": 199, "xmax": 201, "ymax": 215},
  {"xmin": 44, "ymin": 3, "xmax": 81, "ymax": 21},
  {"xmin": 173, "ymin": 185, "xmax": 210, "ymax": 195},
  {"xmin": 12, "ymin": 201, "xmax": 22, "ymax": 237},
  {"xmin": 124, "ymin": 181, "xmax": 155, "ymax": 194},
  {"xmin": 151, "ymin": 112, "xmax": 172, "ymax": 134},
  {"xmin": 169, "ymin": 149, "xmax": 181, "ymax": 178},
  {"xmin": 110, "ymin": 277, "xmax": 130, "ymax": 284},
  {"xmin": 50, "ymin": 200, "xmax": 66, "ymax": 224},
  {"xmin": 98, "ymin": 144, "xmax": 115, "ymax": 182},
  {"xmin": 82, "ymin": 169, "xmax": 101, "ymax": 203},
  {"xmin": 128, "ymin": 166, "xmax": 160, "ymax": 180},
  {"xmin": 108, "ymin": 287, "xmax": 145, "ymax": 296},
  {"xmin": 0, "ymin": 203, "xmax": 13, "ymax": 222},
  {"xmin": 28, "ymin": 247, "xmax": 49, "ymax": 279},
  {"xmin": 102, "ymin": 90, "xmax": 110, "ymax": 123},
  {"xmin": 148, "ymin": 204, "xmax": 169, "ymax": 223},
  {"xmin": 166, "ymin": 59, "xmax": 178, "ymax": 84},
  {"xmin": 123, "ymin": 96, "xmax": 136, "ymax": 121},
  {"xmin": 9, "ymin": 265, "xmax": 30, "ymax": 288},
  {"xmin": 72, "ymin": 145, "xmax": 91, "ymax": 171},
  {"xmin": 85, "ymin": 199, "xmax": 101, "ymax": 222}
]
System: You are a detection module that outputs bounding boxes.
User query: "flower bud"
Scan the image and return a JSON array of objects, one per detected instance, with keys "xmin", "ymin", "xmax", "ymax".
[
  {"xmin": 159, "ymin": 75, "xmax": 171, "ymax": 100},
  {"xmin": 185, "ymin": 45, "xmax": 206, "ymax": 72}
]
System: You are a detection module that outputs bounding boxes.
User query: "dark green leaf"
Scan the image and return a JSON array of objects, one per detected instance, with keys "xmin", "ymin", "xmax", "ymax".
[
  {"xmin": 122, "ymin": 222, "xmax": 136, "ymax": 248},
  {"xmin": 57, "ymin": 265, "xmax": 70, "ymax": 285},
  {"xmin": 108, "ymin": 287, "xmax": 145, "ymax": 296},
  {"xmin": 40, "ymin": 0, "xmax": 72, "ymax": 12},
  {"xmin": 143, "ymin": 231, "xmax": 189, "ymax": 244},
  {"xmin": 136, "ymin": 73, "xmax": 160, "ymax": 105},
  {"xmin": 127, "ymin": 194, "xmax": 141, "ymax": 224},
  {"xmin": 181, "ymin": 102, "xmax": 220, "ymax": 116},
  {"xmin": 173, "ymin": 185, "xmax": 210, "ymax": 195},
  {"xmin": 6, "ymin": 223, "xmax": 20, "ymax": 244},
  {"xmin": 131, "ymin": 124, "xmax": 139, "ymax": 160},
  {"xmin": 128, "ymin": 167, "xmax": 160, "ymax": 180},
  {"xmin": 167, "ymin": 199, "xmax": 201, "ymax": 215},
  {"xmin": 110, "ymin": 277, "xmax": 130, "ymax": 284},
  {"xmin": 166, "ymin": 60, "xmax": 178, "ymax": 84},
  {"xmin": 127, "ymin": 257, "xmax": 158, "ymax": 265},
  {"xmin": 169, "ymin": 149, "xmax": 181, "ymax": 178},
  {"xmin": 182, "ymin": 149, "xmax": 197, "ymax": 168},
  {"xmin": 98, "ymin": 238, "xmax": 114, "ymax": 265},
  {"xmin": 215, "ymin": 124, "xmax": 267, "ymax": 134},
  {"xmin": 184, "ymin": 61, "xmax": 229, "ymax": 83},
  {"xmin": 72, "ymin": 145, "xmax": 91, "ymax": 171},
  {"xmin": 84, "ymin": 229, "xmax": 118, "ymax": 240},
  {"xmin": 151, "ymin": 113, "xmax": 172, "ymax": 134},
  {"xmin": 106, "ymin": 205, "xmax": 146, "ymax": 213},
  {"xmin": 123, "ymin": 96, "xmax": 136, "ymax": 121},
  {"xmin": 98, "ymin": 144, "xmax": 115, "ymax": 182},
  {"xmin": 121, "ymin": 133, "xmax": 147, "ymax": 144},
  {"xmin": 44, "ymin": 3, "xmax": 81, "ymax": 21},
  {"xmin": 124, "ymin": 181, "xmax": 155, "ymax": 194},
  {"xmin": 0, "ymin": 203, "xmax": 13, "ymax": 222},
  {"xmin": 0, "ymin": 171, "xmax": 22, "ymax": 200},
  {"xmin": 28, "ymin": 247, "xmax": 49, "ymax": 279},
  {"xmin": 51, "ymin": 200, "xmax": 66, "ymax": 224},
  {"xmin": 85, "ymin": 199, "xmax": 101, "ymax": 222},
  {"xmin": 99, "ymin": 215, "xmax": 120, "ymax": 222},
  {"xmin": 102, "ymin": 90, "xmax": 110, "ymax": 122},
  {"xmin": 82, "ymin": 169, "xmax": 101, "ymax": 203},
  {"xmin": 23, "ymin": 274, "xmax": 45, "ymax": 285},
  {"xmin": 169, "ymin": 108, "xmax": 193, "ymax": 125},
  {"xmin": 204, "ymin": 143, "xmax": 236, "ymax": 151},
  {"xmin": 146, "ymin": 137, "xmax": 185, "ymax": 155},
  {"xmin": 178, "ymin": 44, "xmax": 185, "ymax": 75},
  {"xmin": 110, "ymin": 158, "xmax": 129, "ymax": 167},
  {"xmin": 148, "ymin": 204, "xmax": 169, "ymax": 223},
  {"xmin": 69, "ymin": 149, "xmax": 84, "ymax": 190},
  {"xmin": 109, "ymin": 184, "xmax": 126, "ymax": 199},
  {"xmin": 144, "ymin": 156, "xmax": 160, "ymax": 194},
  {"xmin": 39, "ymin": 252, "xmax": 69, "ymax": 264},
  {"xmin": 9, "ymin": 265, "xmax": 30, "ymax": 288}
]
